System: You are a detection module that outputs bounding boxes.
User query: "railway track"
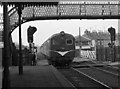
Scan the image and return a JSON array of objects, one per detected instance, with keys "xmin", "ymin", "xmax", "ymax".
[
  {"xmin": 72, "ymin": 61, "xmax": 119, "ymax": 77},
  {"xmin": 90, "ymin": 66, "xmax": 119, "ymax": 77},
  {"xmin": 58, "ymin": 60, "xmax": 119, "ymax": 89},
  {"xmin": 72, "ymin": 66, "xmax": 119, "ymax": 89},
  {"xmin": 58, "ymin": 68, "xmax": 112, "ymax": 89},
  {"xmin": 72, "ymin": 60, "xmax": 119, "ymax": 75}
]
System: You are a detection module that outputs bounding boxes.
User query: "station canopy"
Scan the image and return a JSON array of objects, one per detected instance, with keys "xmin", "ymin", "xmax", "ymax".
[{"xmin": 0, "ymin": 0, "xmax": 120, "ymax": 32}]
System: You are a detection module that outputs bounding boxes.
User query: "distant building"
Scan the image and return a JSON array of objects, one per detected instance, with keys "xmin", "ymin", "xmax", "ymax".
[
  {"xmin": 75, "ymin": 35, "xmax": 92, "ymax": 50},
  {"xmin": 117, "ymin": 33, "xmax": 120, "ymax": 46},
  {"xmin": 0, "ymin": 13, "xmax": 3, "ymax": 49},
  {"xmin": 75, "ymin": 30, "xmax": 119, "ymax": 51},
  {"xmin": 0, "ymin": 14, "xmax": 3, "ymax": 66}
]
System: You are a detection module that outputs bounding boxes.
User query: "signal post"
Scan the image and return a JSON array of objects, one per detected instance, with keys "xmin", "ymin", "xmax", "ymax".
[
  {"xmin": 108, "ymin": 27, "xmax": 116, "ymax": 62},
  {"xmin": 27, "ymin": 26, "xmax": 37, "ymax": 65},
  {"xmin": 27, "ymin": 26, "xmax": 37, "ymax": 52}
]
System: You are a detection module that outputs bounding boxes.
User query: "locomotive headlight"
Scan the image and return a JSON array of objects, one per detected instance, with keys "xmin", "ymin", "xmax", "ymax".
[{"xmin": 60, "ymin": 31, "xmax": 65, "ymax": 36}]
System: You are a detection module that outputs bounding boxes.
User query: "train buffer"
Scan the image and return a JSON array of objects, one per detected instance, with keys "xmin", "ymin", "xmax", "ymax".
[{"xmin": 10, "ymin": 65, "xmax": 74, "ymax": 88}]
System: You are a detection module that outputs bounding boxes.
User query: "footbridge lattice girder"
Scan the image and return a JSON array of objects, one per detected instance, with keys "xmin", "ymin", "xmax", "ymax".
[{"xmin": 0, "ymin": 1, "xmax": 120, "ymax": 33}]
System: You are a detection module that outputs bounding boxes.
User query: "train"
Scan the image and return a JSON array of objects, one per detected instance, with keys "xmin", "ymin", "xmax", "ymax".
[{"xmin": 37, "ymin": 31, "xmax": 75, "ymax": 66}]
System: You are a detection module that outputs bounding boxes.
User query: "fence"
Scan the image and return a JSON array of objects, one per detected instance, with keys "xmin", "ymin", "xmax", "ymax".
[
  {"xmin": 96, "ymin": 46, "xmax": 120, "ymax": 62},
  {"xmin": 81, "ymin": 50, "xmax": 96, "ymax": 59},
  {"xmin": 75, "ymin": 46, "xmax": 120, "ymax": 62}
]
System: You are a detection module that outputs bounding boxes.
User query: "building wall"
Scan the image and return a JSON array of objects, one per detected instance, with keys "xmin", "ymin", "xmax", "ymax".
[
  {"xmin": 0, "ymin": 15, "xmax": 3, "ymax": 67},
  {"xmin": 91, "ymin": 40, "xmax": 96, "ymax": 47},
  {"xmin": 75, "ymin": 40, "xmax": 92, "ymax": 50},
  {"xmin": 103, "ymin": 40, "xmax": 110, "ymax": 47},
  {"xmin": 115, "ymin": 40, "xmax": 119, "ymax": 46},
  {"xmin": 76, "ymin": 35, "xmax": 119, "ymax": 51}
]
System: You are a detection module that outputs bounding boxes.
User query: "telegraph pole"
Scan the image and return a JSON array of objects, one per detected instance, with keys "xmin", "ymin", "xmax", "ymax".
[{"xmin": 79, "ymin": 27, "xmax": 81, "ymax": 57}]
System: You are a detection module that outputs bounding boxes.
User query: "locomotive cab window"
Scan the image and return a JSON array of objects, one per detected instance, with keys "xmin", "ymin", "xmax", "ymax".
[
  {"xmin": 52, "ymin": 39, "xmax": 59, "ymax": 45},
  {"xmin": 66, "ymin": 39, "xmax": 73, "ymax": 45}
]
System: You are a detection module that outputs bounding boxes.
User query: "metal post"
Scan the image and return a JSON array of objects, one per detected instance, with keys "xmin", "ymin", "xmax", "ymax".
[
  {"xmin": 2, "ymin": 2, "xmax": 10, "ymax": 88},
  {"xmin": 18, "ymin": 5, "xmax": 23, "ymax": 75},
  {"xmin": 114, "ymin": 44, "xmax": 116, "ymax": 62},
  {"xmin": 112, "ymin": 41, "xmax": 115, "ymax": 62},
  {"xmin": 110, "ymin": 41, "xmax": 115, "ymax": 62},
  {"xmin": 29, "ymin": 42, "xmax": 32, "ymax": 52}
]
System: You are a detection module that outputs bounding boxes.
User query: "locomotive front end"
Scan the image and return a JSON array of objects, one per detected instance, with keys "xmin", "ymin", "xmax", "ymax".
[{"xmin": 50, "ymin": 31, "xmax": 75, "ymax": 66}]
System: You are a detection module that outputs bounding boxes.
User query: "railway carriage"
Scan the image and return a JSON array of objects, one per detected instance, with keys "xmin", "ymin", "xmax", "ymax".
[{"xmin": 38, "ymin": 31, "xmax": 75, "ymax": 66}]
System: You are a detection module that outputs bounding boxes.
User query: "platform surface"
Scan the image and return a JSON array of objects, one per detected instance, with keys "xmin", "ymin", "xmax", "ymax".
[{"xmin": 10, "ymin": 60, "xmax": 73, "ymax": 88}]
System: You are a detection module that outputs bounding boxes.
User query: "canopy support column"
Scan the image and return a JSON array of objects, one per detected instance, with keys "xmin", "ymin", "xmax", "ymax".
[
  {"xmin": 18, "ymin": 5, "xmax": 23, "ymax": 75},
  {"xmin": 2, "ymin": 2, "xmax": 10, "ymax": 88}
]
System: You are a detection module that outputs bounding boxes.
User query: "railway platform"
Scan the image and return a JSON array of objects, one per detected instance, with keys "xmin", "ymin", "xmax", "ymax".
[{"xmin": 10, "ymin": 60, "xmax": 74, "ymax": 88}]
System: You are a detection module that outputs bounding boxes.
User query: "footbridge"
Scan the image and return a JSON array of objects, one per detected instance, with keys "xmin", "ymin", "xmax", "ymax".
[{"xmin": 0, "ymin": 0, "xmax": 120, "ymax": 32}]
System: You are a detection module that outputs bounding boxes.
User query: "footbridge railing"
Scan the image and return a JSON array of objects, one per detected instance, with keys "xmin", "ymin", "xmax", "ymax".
[{"xmin": 0, "ymin": 1, "xmax": 120, "ymax": 33}]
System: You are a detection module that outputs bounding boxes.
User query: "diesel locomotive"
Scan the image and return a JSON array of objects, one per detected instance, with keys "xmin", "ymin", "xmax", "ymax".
[{"xmin": 37, "ymin": 31, "xmax": 75, "ymax": 66}]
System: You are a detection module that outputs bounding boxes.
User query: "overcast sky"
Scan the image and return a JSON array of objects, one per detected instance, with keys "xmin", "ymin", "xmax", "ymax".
[{"xmin": 11, "ymin": 19, "xmax": 118, "ymax": 47}]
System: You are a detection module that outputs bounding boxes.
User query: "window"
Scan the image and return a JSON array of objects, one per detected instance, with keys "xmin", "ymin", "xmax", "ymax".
[
  {"xmin": 97, "ymin": 41, "xmax": 100, "ymax": 45},
  {"xmin": 66, "ymin": 39, "xmax": 73, "ymax": 45},
  {"xmin": 52, "ymin": 39, "xmax": 59, "ymax": 45},
  {"xmin": 52, "ymin": 40, "xmax": 55, "ymax": 45}
]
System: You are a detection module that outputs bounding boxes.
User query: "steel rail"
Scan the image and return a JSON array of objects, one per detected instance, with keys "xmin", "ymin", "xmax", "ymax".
[
  {"xmin": 91, "ymin": 66, "xmax": 119, "ymax": 77},
  {"xmin": 72, "ymin": 68, "xmax": 113, "ymax": 89}
]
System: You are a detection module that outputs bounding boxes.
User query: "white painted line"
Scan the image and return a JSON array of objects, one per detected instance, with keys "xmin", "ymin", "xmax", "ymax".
[
  {"xmin": 0, "ymin": 68, "xmax": 2, "ymax": 72},
  {"xmin": 51, "ymin": 66, "xmax": 76, "ymax": 88},
  {"xmin": 63, "ymin": 79, "xmax": 77, "ymax": 89},
  {"xmin": 107, "ymin": 66, "xmax": 119, "ymax": 70},
  {"xmin": 72, "ymin": 68, "xmax": 112, "ymax": 89}
]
